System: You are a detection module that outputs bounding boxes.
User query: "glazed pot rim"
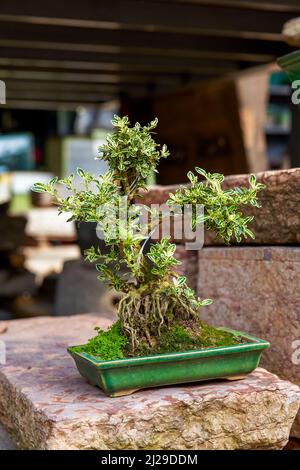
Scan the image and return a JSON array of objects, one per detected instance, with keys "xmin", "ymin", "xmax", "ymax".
[
  {"xmin": 68, "ymin": 327, "xmax": 270, "ymax": 369},
  {"xmin": 277, "ymin": 49, "xmax": 300, "ymax": 69}
]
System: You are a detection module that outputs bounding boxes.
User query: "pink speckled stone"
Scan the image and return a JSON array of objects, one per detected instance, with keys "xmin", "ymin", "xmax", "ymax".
[
  {"xmin": 138, "ymin": 168, "xmax": 300, "ymax": 245},
  {"xmin": 198, "ymin": 245, "xmax": 300, "ymax": 437},
  {"xmin": 0, "ymin": 314, "xmax": 299, "ymax": 450}
]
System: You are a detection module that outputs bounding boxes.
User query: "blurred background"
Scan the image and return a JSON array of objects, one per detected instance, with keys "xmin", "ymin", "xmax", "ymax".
[{"xmin": 1, "ymin": 0, "xmax": 300, "ymax": 321}]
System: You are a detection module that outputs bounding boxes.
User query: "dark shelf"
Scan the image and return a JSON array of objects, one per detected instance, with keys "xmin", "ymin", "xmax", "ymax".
[
  {"xmin": 265, "ymin": 126, "xmax": 290, "ymax": 136},
  {"xmin": 269, "ymin": 85, "xmax": 291, "ymax": 97}
]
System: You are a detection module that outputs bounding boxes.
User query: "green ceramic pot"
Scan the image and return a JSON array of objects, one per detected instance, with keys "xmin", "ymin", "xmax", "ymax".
[
  {"xmin": 278, "ymin": 50, "xmax": 300, "ymax": 83},
  {"xmin": 68, "ymin": 328, "xmax": 269, "ymax": 397}
]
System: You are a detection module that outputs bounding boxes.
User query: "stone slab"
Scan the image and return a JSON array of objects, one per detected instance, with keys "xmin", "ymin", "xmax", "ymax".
[
  {"xmin": 0, "ymin": 214, "xmax": 26, "ymax": 252},
  {"xmin": 55, "ymin": 252, "xmax": 197, "ymax": 316},
  {"xmin": 174, "ymin": 245, "xmax": 198, "ymax": 290},
  {"xmin": 0, "ymin": 269, "xmax": 36, "ymax": 297},
  {"xmin": 0, "ymin": 424, "xmax": 16, "ymax": 450},
  {"xmin": 198, "ymin": 245, "xmax": 300, "ymax": 436},
  {"xmin": 25, "ymin": 207, "xmax": 76, "ymax": 241},
  {"xmin": 139, "ymin": 168, "xmax": 300, "ymax": 245},
  {"xmin": 54, "ymin": 260, "xmax": 118, "ymax": 317},
  {"xmin": 0, "ymin": 314, "xmax": 299, "ymax": 450}
]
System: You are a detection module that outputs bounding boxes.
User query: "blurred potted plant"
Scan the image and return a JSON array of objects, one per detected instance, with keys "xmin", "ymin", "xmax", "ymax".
[{"xmin": 33, "ymin": 116, "xmax": 269, "ymax": 397}]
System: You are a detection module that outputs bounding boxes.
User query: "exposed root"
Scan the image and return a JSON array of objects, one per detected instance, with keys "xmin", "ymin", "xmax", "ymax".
[{"xmin": 118, "ymin": 288, "xmax": 200, "ymax": 353}]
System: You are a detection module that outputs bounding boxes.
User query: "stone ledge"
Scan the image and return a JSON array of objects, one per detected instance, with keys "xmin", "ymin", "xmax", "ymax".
[
  {"xmin": 174, "ymin": 245, "xmax": 198, "ymax": 289},
  {"xmin": 0, "ymin": 424, "xmax": 15, "ymax": 450},
  {"xmin": 0, "ymin": 314, "xmax": 299, "ymax": 450},
  {"xmin": 198, "ymin": 245, "xmax": 300, "ymax": 437},
  {"xmin": 138, "ymin": 168, "xmax": 300, "ymax": 245}
]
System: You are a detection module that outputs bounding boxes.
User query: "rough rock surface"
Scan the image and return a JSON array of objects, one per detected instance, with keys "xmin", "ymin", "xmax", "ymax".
[
  {"xmin": 0, "ymin": 424, "xmax": 15, "ymax": 450},
  {"xmin": 139, "ymin": 168, "xmax": 300, "ymax": 245},
  {"xmin": 198, "ymin": 246, "xmax": 300, "ymax": 437},
  {"xmin": 54, "ymin": 259, "xmax": 118, "ymax": 316},
  {"xmin": 174, "ymin": 245, "xmax": 198, "ymax": 290},
  {"xmin": 55, "ymin": 254, "xmax": 197, "ymax": 315},
  {"xmin": 0, "ymin": 314, "xmax": 299, "ymax": 450}
]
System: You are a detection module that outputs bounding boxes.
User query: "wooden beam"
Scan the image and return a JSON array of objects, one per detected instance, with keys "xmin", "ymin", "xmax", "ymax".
[
  {"xmin": 2, "ymin": 80, "xmax": 138, "ymax": 94},
  {"xmin": 0, "ymin": 39, "xmax": 274, "ymax": 63},
  {"xmin": 0, "ymin": 0, "xmax": 299, "ymax": 37},
  {"xmin": 159, "ymin": 1, "xmax": 300, "ymax": 13},
  {"xmin": 0, "ymin": 57, "xmax": 234, "ymax": 76},
  {"xmin": 5, "ymin": 89, "xmax": 114, "ymax": 102},
  {"xmin": 0, "ymin": 21, "xmax": 291, "ymax": 59},
  {"xmin": 2, "ymin": 77, "xmax": 176, "ymax": 100},
  {"xmin": 0, "ymin": 99, "xmax": 102, "ymax": 110},
  {"xmin": 0, "ymin": 12, "xmax": 283, "ymax": 41},
  {"xmin": 0, "ymin": 47, "xmax": 240, "ymax": 70},
  {"xmin": 3, "ymin": 79, "xmax": 183, "ymax": 97},
  {"xmin": 0, "ymin": 69, "xmax": 179, "ymax": 85}
]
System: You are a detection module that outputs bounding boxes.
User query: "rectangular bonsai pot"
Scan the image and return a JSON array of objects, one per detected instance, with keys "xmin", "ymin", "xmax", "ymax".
[{"xmin": 68, "ymin": 328, "xmax": 270, "ymax": 397}]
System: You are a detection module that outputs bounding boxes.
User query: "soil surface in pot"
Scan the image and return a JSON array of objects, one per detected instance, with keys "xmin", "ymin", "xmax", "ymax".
[{"xmin": 69, "ymin": 320, "xmax": 246, "ymax": 360}]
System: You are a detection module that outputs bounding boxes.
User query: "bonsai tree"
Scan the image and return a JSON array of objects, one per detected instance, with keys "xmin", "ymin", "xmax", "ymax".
[{"xmin": 33, "ymin": 116, "xmax": 264, "ymax": 359}]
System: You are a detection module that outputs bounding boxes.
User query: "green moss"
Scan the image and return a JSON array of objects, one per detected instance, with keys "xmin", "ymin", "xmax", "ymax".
[
  {"xmin": 70, "ymin": 321, "xmax": 128, "ymax": 360},
  {"xmin": 148, "ymin": 321, "xmax": 243, "ymax": 355},
  {"xmin": 70, "ymin": 319, "xmax": 244, "ymax": 360},
  {"xmin": 157, "ymin": 324, "xmax": 193, "ymax": 352},
  {"xmin": 197, "ymin": 321, "xmax": 241, "ymax": 348}
]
